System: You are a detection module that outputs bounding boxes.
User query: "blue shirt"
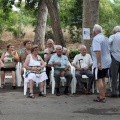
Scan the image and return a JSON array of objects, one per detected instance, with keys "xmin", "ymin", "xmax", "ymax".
[
  {"xmin": 109, "ymin": 32, "xmax": 120, "ymax": 62},
  {"xmin": 48, "ymin": 54, "xmax": 69, "ymax": 68},
  {"xmin": 91, "ymin": 33, "xmax": 111, "ymax": 68}
]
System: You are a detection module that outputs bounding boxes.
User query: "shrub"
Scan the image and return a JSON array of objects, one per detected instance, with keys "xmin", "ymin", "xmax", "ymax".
[
  {"xmin": 69, "ymin": 49, "xmax": 79, "ymax": 60},
  {"xmin": 38, "ymin": 51, "xmax": 44, "ymax": 59}
]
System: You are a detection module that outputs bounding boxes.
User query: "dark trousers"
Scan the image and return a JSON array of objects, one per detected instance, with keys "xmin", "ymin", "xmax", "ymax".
[
  {"xmin": 54, "ymin": 68, "xmax": 72, "ymax": 88},
  {"xmin": 46, "ymin": 66, "xmax": 51, "ymax": 85},
  {"xmin": 111, "ymin": 56, "xmax": 120, "ymax": 95},
  {"xmin": 75, "ymin": 69, "xmax": 94, "ymax": 90}
]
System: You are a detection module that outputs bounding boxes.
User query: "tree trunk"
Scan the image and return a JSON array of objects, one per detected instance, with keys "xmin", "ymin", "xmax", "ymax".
[
  {"xmin": 34, "ymin": 0, "xmax": 48, "ymax": 50},
  {"xmin": 89, "ymin": 0, "xmax": 99, "ymax": 39},
  {"xmin": 82, "ymin": 0, "xmax": 99, "ymax": 53},
  {"xmin": 45, "ymin": 0, "xmax": 66, "ymax": 47}
]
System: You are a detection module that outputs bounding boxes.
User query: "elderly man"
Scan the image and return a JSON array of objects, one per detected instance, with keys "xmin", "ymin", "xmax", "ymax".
[
  {"xmin": 91, "ymin": 24, "xmax": 111, "ymax": 102},
  {"xmin": 73, "ymin": 44, "xmax": 93, "ymax": 94},
  {"xmin": 48, "ymin": 45, "xmax": 72, "ymax": 96},
  {"xmin": 108, "ymin": 26, "xmax": 120, "ymax": 97},
  {"xmin": 44, "ymin": 39, "xmax": 68, "ymax": 88}
]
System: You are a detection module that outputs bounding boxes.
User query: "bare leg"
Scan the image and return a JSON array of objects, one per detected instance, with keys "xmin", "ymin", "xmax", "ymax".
[
  {"xmin": 96, "ymin": 79, "xmax": 105, "ymax": 98},
  {"xmin": 39, "ymin": 81, "xmax": 45, "ymax": 92},
  {"xmin": 29, "ymin": 80, "xmax": 34, "ymax": 94},
  {"xmin": 1, "ymin": 71, "xmax": 5, "ymax": 88},
  {"xmin": 21, "ymin": 68, "xmax": 24, "ymax": 86},
  {"xmin": 102, "ymin": 77, "xmax": 107, "ymax": 97},
  {"xmin": 11, "ymin": 71, "xmax": 16, "ymax": 86},
  {"xmin": 39, "ymin": 81, "xmax": 46, "ymax": 96},
  {"xmin": 29, "ymin": 80, "xmax": 35, "ymax": 98}
]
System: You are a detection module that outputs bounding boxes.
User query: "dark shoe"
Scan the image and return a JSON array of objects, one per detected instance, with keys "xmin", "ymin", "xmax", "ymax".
[
  {"xmin": 39, "ymin": 92, "xmax": 46, "ymax": 97},
  {"xmin": 93, "ymin": 97, "xmax": 106, "ymax": 103},
  {"xmin": 64, "ymin": 86, "xmax": 69, "ymax": 95},
  {"xmin": 12, "ymin": 85, "xmax": 16, "ymax": 89},
  {"xmin": 28, "ymin": 93, "xmax": 35, "ymax": 99},
  {"xmin": 56, "ymin": 88, "xmax": 60, "ymax": 96}
]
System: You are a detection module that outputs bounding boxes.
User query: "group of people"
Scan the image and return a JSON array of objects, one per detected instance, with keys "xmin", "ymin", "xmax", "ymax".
[{"xmin": 0, "ymin": 24, "xmax": 120, "ymax": 102}]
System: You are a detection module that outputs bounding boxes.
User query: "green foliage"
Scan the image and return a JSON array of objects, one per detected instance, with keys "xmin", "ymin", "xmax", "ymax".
[
  {"xmin": 68, "ymin": 26, "xmax": 82, "ymax": 43},
  {"xmin": 45, "ymin": 30, "xmax": 54, "ymax": 41},
  {"xmin": 59, "ymin": 0, "xmax": 82, "ymax": 28},
  {"xmin": 69, "ymin": 49, "xmax": 79, "ymax": 60},
  {"xmin": 100, "ymin": 0, "xmax": 120, "ymax": 36},
  {"xmin": 38, "ymin": 51, "xmax": 44, "ymax": 59}
]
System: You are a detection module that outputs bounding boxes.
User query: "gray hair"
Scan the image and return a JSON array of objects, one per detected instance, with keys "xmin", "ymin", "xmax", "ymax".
[
  {"xmin": 55, "ymin": 45, "xmax": 62, "ymax": 50},
  {"xmin": 80, "ymin": 44, "xmax": 86, "ymax": 50},
  {"xmin": 113, "ymin": 26, "xmax": 120, "ymax": 33},
  {"xmin": 93, "ymin": 24, "xmax": 102, "ymax": 33}
]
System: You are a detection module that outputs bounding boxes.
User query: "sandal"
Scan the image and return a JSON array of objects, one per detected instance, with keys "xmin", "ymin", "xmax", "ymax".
[
  {"xmin": 39, "ymin": 92, "xmax": 46, "ymax": 97},
  {"xmin": 28, "ymin": 93, "xmax": 35, "ymax": 99},
  {"xmin": 1, "ymin": 84, "xmax": 4, "ymax": 89},
  {"xmin": 93, "ymin": 97, "xmax": 106, "ymax": 103}
]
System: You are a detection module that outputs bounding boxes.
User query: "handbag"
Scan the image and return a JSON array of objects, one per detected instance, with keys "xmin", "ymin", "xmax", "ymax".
[{"xmin": 4, "ymin": 62, "xmax": 16, "ymax": 68}]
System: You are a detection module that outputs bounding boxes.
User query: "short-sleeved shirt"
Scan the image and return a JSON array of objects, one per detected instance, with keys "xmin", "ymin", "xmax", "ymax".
[
  {"xmin": 91, "ymin": 33, "xmax": 111, "ymax": 69},
  {"xmin": 48, "ymin": 54, "xmax": 69, "ymax": 69},
  {"xmin": 19, "ymin": 48, "xmax": 29, "ymax": 63},
  {"xmin": 109, "ymin": 32, "xmax": 120, "ymax": 62},
  {"xmin": 44, "ymin": 45, "xmax": 67, "ymax": 59},
  {"xmin": 73, "ymin": 53, "xmax": 93, "ymax": 68}
]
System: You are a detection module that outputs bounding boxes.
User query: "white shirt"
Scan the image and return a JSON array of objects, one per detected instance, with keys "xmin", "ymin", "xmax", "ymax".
[
  {"xmin": 72, "ymin": 53, "xmax": 93, "ymax": 68},
  {"xmin": 44, "ymin": 45, "xmax": 67, "ymax": 59}
]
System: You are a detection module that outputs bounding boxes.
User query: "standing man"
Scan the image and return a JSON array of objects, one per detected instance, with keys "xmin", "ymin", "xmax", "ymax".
[
  {"xmin": 48, "ymin": 45, "xmax": 72, "ymax": 96},
  {"xmin": 108, "ymin": 26, "xmax": 120, "ymax": 97},
  {"xmin": 73, "ymin": 44, "xmax": 93, "ymax": 94},
  {"xmin": 91, "ymin": 24, "xmax": 111, "ymax": 102},
  {"xmin": 44, "ymin": 39, "xmax": 68, "ymax": 88}
]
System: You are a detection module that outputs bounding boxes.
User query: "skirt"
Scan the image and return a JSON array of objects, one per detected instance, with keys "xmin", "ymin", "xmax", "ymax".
[{"xmin": 24, "ymin": 72, "xmax": 48, "ymax": 83}]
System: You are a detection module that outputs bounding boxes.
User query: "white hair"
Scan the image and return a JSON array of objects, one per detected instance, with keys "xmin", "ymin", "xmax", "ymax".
[
  {"xmin": 93, "ymin": 24, "xmax": 102, "ymax": 33},
  {"xmin": 80, "ymin": 44, "xmax": 86, "ymax": 50},
  {"xmin": 55, "ymin": 45, "xmax": 62, "ymax": 50},
  {"xmin": 113, "ymin": 26, "xmax": 120, "ymax": 33}
]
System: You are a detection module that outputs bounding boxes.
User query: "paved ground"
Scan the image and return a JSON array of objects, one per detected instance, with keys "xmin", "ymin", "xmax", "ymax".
[{"xmin": 0, "ymin": 84, "xmax": 120, "ymax": 120}]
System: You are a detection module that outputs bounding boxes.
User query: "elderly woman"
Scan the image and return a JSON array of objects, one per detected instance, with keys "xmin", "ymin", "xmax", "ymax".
[
  {"xmin": 0, "ymin": 43, "xmax": 19, "ymax": 89},
  {"xmin": 23, "ymin": 45, "xmax": 48, "ymax": 98}
]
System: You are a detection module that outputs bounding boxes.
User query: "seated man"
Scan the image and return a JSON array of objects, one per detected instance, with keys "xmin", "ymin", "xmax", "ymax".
[
  {"xmin": 44, "ymin": 39, "xmax": 69, "ymax": 88},
  {"xmin": 73, "ymin": 44, "xmax": 93, "ymax": 94},
  {"xmin": 48, "ymin": 45, "xmax": 72, "ymax": 96}
]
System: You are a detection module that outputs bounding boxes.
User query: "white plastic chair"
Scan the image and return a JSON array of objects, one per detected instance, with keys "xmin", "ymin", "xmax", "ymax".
[
  {"xmin": 0, "ymin": 62, "xmax": 22, "ymax": 87},
  {"xmin": 23, "ymin": 68, "xmax": 46, "ymax": 95},
  {"xmin": 50, "ymin": 62, "xmax": 76, "ymax": 94},
  {"xmin": 72, "ymin": 66, "xmax": 95, "ymax": 93}
]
